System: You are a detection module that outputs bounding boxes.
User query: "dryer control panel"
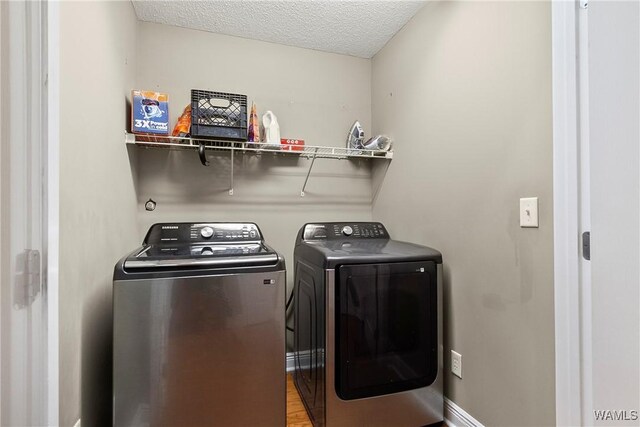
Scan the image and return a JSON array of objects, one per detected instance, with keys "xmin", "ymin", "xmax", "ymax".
[
  {"xmin": 302, "ymin": 222, "xmax": 388, "ymax": 240},
  {"xmin": 144, "ymin": 222, "xmax": 262, "ymax": 244}
]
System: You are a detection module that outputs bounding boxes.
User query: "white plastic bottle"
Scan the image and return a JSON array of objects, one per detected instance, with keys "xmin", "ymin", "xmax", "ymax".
[{"xmin": 262, "ymin": 111, "xmax": 281, "ymax": 145}]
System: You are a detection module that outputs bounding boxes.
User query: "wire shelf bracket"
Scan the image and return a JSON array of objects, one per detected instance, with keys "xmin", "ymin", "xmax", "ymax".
[{"xmin": 301, "ymin": 148, "xmax": 319, "ymax": 197}]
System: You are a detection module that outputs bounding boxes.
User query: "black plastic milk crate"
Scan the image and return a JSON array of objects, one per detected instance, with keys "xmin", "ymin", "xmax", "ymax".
[{"xmin": 190, "ymin": 90, "xmax": 248, "ymax": 141}]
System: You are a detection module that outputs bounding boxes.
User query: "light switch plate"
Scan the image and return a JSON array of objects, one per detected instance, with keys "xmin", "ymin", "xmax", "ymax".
[
  {"xmin": 520, "ymin": 197, "xmax": 539, "ymax": 228},
  {"xmin": 451, "ymin": 350, "xmax": 462, "ymax": 379}
]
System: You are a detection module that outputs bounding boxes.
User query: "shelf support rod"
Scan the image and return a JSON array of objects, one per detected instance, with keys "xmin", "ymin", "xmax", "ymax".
[
  {"xmin": 301, "ymin": 148, "xmax": 319, "ymax": 197},
  {"xmin": 229, "ymin": 148, "xmax": 234, "ymax": 196}
]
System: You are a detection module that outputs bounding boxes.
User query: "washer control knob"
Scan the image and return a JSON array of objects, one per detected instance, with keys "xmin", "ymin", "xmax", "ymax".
[
  {"xmin": 342, "ymin": 226, "xmax": 354, "ymax": 236},
  {"xmin": 200, "ymin": 226, "xmax": 214, "ymax": 238}
]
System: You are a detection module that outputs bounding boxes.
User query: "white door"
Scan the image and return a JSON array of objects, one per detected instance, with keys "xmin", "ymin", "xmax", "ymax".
[
  {"xmin": 0, "ymin": 1, "xmax": 53, "ymax": 425},
  {"xmin": 553, "ymin": 1, "xmax": 638, "ymax": 425},
  {"xmin": 585, "ymin": 1, "xmax": 640, "ymax": 425}
]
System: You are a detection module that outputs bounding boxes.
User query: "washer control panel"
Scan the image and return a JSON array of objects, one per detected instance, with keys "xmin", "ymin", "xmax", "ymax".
[
  {"xmin": 190, "ymin": 223, "xmax": 260, "ymax": 242},
  {"xmin": 144, "ymin": 223, "xmax": 262, "ymax": 244},
  {"xmin": 302, "ymin": 222, "xmax": 388, "ymax": 240}
]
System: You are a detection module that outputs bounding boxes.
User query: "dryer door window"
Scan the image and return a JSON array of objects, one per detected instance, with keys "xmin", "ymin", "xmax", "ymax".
[{"xmin": 335, "ymin": 261, "xmax": 438, "ymax": 400}]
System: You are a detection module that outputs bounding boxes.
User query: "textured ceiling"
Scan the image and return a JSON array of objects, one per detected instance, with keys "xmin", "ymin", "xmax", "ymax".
[{"xmin": 131, "ymin": 0, "xmax": 426, "ymax": 58}]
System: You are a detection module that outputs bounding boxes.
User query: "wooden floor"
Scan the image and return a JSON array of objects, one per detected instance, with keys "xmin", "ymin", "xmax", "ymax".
[
  {"xmin": 286, "ymin": 374, "xmax": 445, "ymax": 427},
  {"xmin": 287, "ymin": 374, "xmax": 312, "ymax": 427}
]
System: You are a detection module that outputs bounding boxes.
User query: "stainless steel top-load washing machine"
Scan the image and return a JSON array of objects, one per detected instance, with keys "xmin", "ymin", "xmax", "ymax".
[
  {"xmin": 293, "ymin": 222, "xmax": 443, "ymax": 427},
  {"xmin": 113, "ymin": 222, "xmax": 285, "ymax": 427}
]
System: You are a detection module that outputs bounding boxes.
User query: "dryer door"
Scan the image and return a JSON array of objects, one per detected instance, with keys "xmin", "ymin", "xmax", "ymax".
[{"xmin": 335, "ymin": 261, "xmax": 438, "ymax": 400}]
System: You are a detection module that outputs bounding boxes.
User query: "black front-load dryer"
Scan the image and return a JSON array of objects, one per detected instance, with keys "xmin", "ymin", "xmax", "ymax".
[{"xmin": 293, "ymin": 222, "xmax": 443, "ymax": 427}]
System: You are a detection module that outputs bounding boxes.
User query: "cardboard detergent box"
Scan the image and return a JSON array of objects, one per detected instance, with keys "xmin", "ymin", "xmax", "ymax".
[
  {"xmin": 131, "ymin": 90, "xmax": 169, "ymax": 135},
  {"xmin": 280, "ymin": 138, "xmax": 305, "ymax": 151}
]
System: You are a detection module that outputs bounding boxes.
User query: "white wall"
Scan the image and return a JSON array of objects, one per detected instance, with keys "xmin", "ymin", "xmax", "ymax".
[
  {"xmin": 133, "ymin": 22, "xmax": 374, "ymax": 345},
  {"xmin": 588, "ymin": 1, "xmax": 640, "ymax": 424},
  {"xmin": 59, "ymin": 2, "xmax": 139, "ymax": 425},
  {"xmin": 371, "ymin": 2, "xmax": 555, "ymax": 425}
]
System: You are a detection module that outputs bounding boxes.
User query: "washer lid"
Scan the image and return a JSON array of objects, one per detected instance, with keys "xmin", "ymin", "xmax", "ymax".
[{"xmin": 123, "ymin": 242, "xmax": 279, "ymax": 271}]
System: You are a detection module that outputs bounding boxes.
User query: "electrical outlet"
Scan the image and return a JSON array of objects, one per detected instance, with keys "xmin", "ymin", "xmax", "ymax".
[{"xmin": 451, "ymin": 350, "xmax": 462, "ymax": 379}]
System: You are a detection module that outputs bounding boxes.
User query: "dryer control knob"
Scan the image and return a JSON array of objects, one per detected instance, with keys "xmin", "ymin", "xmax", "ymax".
[
  {"xmin": 342, "ymin": 226, "xmax": 354, "ymax": 236},
  {"xmin": 201, "ymin": 226, "xmax": 214, "ymax": 238}
]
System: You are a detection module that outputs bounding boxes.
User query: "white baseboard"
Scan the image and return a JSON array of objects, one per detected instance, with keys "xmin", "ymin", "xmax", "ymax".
[
  {"xmin": 286, "ymin": 351, "xmax": 295, "ymax": 372},
  {"xmin": 286, "ymin": 351, "xmax": 314, "ymax": 372},
  {"xmin": 286, "ymin": 351, "xmax": 311, "ymax": 372},
  {"xmin": 73, "ymin": 419, "xmax": 81, "ymax": 427},
  {"xmin": 444, "ymin": 398, "xmax": 484, "ymax": 427}
]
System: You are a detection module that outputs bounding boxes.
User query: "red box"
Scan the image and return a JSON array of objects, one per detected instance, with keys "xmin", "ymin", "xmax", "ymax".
[{"xmin": 280, "ymin": 138, "xmax": 305, "ymax": 151}]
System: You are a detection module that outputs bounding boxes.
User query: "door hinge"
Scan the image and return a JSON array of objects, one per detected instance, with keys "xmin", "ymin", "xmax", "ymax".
[
  {"xmin": 14, "ymin": 249, "xmax": 41, "ymax": 308},
  {"xmin": 582, "ymin": 231, "xmax": 591, "ymax": 261}
]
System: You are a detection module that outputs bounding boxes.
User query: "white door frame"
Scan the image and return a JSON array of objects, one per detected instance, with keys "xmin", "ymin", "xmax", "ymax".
[
  {"xmin": 46, "ymin": 1, "xmax": 60, "ymax": 425},
  {"xmin": 552, "ymin": 1, "xmax": 592, "ymax": 425},
  {"xmin": 0, "ymin": 1, "xmax": 59, "ymax": 425}
]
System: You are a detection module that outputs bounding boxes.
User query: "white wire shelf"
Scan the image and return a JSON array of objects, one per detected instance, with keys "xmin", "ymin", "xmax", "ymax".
[
  {"xmin": 125, "ymin": 131, "xmax": 392, "ymax": 197},
  {"xmin": 125, "ymin": 132, "xmax": 393, "ymax": 160}
]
